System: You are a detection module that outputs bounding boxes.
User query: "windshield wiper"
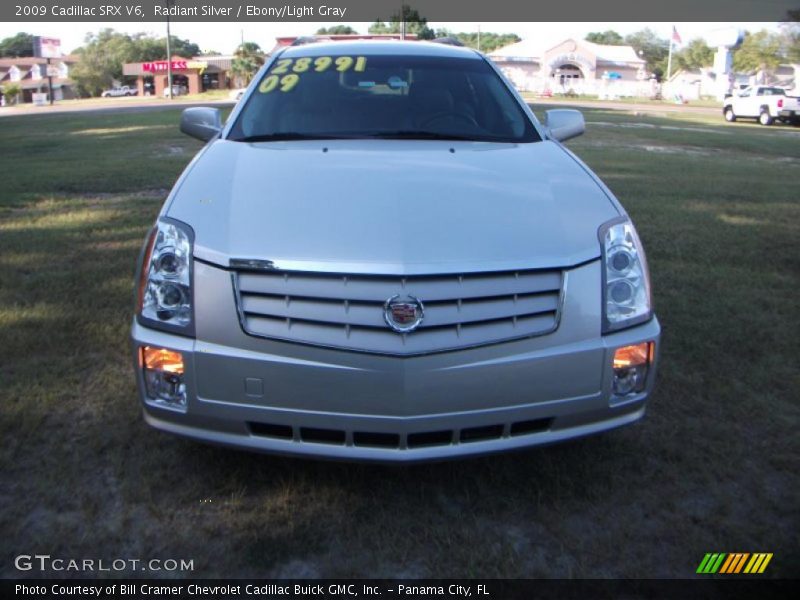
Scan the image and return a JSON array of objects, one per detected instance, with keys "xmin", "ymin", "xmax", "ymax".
[
  {"xmin": 230, "ymin": 133, "xmax": 351, "ymax": 142},
  {"xmin": 230, "ymin": 131, "xmax": 506, "ymax": 143},
  {"xmin": 363, "ymin": 130, "xmax": 480, "ymax": 141}
]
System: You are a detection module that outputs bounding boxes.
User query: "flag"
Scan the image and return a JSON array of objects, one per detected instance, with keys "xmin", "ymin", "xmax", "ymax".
[{"xmin": 672, "ymin": 26, "xmax": 682, "ymax": 45}]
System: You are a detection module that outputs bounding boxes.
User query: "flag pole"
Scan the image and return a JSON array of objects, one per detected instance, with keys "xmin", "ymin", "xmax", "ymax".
[{"xmin": 666, "ymin": 30, "xmax": 673, "ymax": 82}]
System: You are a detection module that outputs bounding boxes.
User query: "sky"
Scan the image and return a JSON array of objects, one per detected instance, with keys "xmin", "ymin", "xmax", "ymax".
[{"xmin": 0, "ymin": 21, "xmax": 781, "ymax": 55}]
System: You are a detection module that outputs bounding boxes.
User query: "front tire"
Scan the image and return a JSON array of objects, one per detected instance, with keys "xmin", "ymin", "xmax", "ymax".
[
  {"xmin": 759, "ymin": 110, "xmax": 774, "ymax": 126},
  {"xmin": 724, "ymin": 106, "xmax": 736, "ymax": 122}
]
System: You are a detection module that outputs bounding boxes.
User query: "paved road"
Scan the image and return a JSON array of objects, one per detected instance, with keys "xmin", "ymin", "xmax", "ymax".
[{"xmin": 0, "ymin": 96, "xmax": 235, "ymax": 118}]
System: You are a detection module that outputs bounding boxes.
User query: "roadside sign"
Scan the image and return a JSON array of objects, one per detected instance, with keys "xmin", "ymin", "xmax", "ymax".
[{"xmin": 33, "ymin": 37, "xmax": 61, "ymax": 58}]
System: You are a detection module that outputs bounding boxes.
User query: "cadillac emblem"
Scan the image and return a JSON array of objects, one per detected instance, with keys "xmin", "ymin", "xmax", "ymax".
[{"xmin": 383, "ymin": 295, "xmax": 424, "ymax": 333}]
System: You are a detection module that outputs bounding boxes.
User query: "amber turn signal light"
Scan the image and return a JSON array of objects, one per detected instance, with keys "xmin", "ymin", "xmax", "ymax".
[
  {"xmin": 612, "ymin": 342, "xmax": 654, "ymax": 396},
  {"xmin": 142, "ymin": 346, "xmax": 185, "ymax": 374},
  {"xmin": 613, "ymin": 342, "xmax": 653, "ymax": 369}
]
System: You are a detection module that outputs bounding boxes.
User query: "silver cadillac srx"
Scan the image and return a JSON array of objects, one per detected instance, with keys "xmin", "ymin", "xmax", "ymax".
[{"xmin": 131, "ymin": 40, "xmax": 661, "ymax": 462}]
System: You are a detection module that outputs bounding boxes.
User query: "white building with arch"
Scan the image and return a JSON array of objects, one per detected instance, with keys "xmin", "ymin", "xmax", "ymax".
[{"xmin": 489, "ymin": 38, "xmax": 650, "ymax": 97}]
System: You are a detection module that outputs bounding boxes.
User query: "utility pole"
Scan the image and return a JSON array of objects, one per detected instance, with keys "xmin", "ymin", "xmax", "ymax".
[
  {"xmin": 477, "ymin": 25, "xmax": 481, "ymax": 52},
  {"xmin": 400, "ymin": 3, "xmax": 406, "ymax": 40},
  {"xmin": 165, "ymin": 0, "xmax": 174, "ymax": 99},
  {"xmin": 46, "ymin": 57, "xmax": 53, "ymax": 105}
]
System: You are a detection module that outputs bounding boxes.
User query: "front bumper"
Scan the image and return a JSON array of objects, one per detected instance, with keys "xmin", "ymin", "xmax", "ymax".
[{"xmin": 131, "ymin": 260, "xmax": 661, "ymax": 462}]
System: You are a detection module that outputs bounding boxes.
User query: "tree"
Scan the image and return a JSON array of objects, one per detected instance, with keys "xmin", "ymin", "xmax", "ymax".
[
  {"xmin": 733, "ymin": 30, "xmax": 782, "ymax": 78},
  {"xmin": 71, "ymin": 29, "xmax": 138, "ymax": 96},
  {"xmin": 585, "ymin": 31, "xmax": 624, "ymax": 46},
  {"xmin": 316, "ymin": 26, "xmax": 358, "ymax": 35},
  {"xmin": 231, "ymin": 42, "xmax": 264, "ymax": 87},
  {"xmin": 674, "ymin": 39, "xmax": 714, "ymax": 71},
  {"xmin": 779, "ymin": 15, "xmax": 800, "ymax": 63},
  {"xmin": 368, "ymin": 6, "xmax": 435, "ymax": 40},
  {"xmin": 624, "ymin": 28, "xmax": 670, "ymax": 79},
  {"xmin": 167, "ymin": 36, "xmax": 201, "ymax": 58},
  {"xmin": 432, "ymin": 30, "xmax": 521, "ymax": 54},
  {"xmin": 70, "ymin": 29, "xmax": 204, "ymax": 96},
  {"xmin": 0, "ymin": 32, "xmax": 35, "ymax": 57}
]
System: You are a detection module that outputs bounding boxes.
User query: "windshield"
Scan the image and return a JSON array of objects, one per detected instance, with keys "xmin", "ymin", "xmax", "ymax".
[{"xmin": 228, "ymin": 53, "xmax": 540, "ymax": 143}]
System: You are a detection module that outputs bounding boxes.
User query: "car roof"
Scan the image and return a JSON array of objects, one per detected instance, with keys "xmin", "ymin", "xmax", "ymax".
[{"xmin": 278, "ymin": 40, "xmax": 482, "ymax": 60}]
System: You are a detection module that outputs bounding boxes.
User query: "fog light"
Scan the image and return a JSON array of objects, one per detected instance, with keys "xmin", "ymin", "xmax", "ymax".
[
  {"xmin": 612, "ymin": 342, "xmax": 654, "ymax": 396},
  {"xmin": 142, "ymin": 346, "xmax": 186, "ymax": 407}
]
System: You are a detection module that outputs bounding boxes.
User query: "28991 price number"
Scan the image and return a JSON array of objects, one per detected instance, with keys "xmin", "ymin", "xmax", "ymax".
[{"xmin": 259, "ymin": 56, "xmax": 368, "ymax": 94}]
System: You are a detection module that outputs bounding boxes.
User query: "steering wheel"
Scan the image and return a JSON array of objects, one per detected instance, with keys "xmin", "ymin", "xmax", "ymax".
[{"xmin": 419, "ymin": 111, "xmax": 479, "ymax": 128}]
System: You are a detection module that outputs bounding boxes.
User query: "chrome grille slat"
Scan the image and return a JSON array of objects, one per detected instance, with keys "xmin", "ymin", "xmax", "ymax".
[
  {"xmin": 241, "ymin": 295, "xmax": 387, "ymax": 328},
  {"xmin": 234, "ymin": 268, "xmax": 564, "ymax": 355},
  {"xmin": 237, "ymin": 271, "xmax": 561, "ymax": 302},
  {"xmin": 240, "ymin": 292, "xmax": 560, "ymax": 329}
]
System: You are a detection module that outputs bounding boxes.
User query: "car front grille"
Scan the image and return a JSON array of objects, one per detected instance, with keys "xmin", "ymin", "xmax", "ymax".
[{"xmin": 233, "ymin": 267, "xmax": 564, "ymax": 355}]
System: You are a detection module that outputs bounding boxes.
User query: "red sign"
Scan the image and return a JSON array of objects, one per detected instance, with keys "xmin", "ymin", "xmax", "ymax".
[{"xmin": 143, "ymin": 60, "xmax": 188, "ymax": 72}]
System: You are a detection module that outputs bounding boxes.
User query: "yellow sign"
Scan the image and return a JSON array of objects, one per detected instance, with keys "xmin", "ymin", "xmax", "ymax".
[{"xmin": 186, "ymin": 60, "xmax": 208, "ymax": 75}]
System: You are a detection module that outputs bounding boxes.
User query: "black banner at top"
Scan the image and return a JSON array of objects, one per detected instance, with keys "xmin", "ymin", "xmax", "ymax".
[{"xmin": 3, "ymin": 0, "xmax": 799, "ymax": 22}]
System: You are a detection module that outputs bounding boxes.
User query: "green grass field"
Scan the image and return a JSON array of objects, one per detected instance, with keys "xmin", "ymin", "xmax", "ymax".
[{"xmin": 0, "ymin": 105, "xmax": 798, "ymax": 578}]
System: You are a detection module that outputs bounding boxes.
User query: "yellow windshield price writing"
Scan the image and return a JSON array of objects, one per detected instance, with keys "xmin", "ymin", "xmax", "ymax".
[
  {"xmin": 259, "ymin": 73, "xmax": 300, "ymax": 94},
  {"xmin": 260, "ymin": 55, "xmax": 368, "ymax": 93}
]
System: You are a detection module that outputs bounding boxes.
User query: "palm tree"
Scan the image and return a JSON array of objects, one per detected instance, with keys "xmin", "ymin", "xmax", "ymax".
[{"xmin": 231, "ymin": 42, "xmax": 264, "ymax": 88}]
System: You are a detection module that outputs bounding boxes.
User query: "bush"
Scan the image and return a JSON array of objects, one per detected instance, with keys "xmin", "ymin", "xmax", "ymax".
[{"xmin": 1, "ymin": 82, "xmax": 21, "ymax": 105}]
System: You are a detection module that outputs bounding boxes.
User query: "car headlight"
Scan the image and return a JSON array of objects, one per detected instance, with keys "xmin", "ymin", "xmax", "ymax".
[
  {"xmin": 136, "ymin": 218, "xmax": 194, "ymax": 336},
  {"xmin": 600, "ymin": 218, "xmax": 652, "ymax": 333}
]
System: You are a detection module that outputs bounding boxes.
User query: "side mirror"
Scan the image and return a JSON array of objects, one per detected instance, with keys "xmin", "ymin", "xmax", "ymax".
[
  {"xmin": 543, "ymin": 109, "xmax": 585, "ymax": 142},
  {"xmin": 180, "ymin": 107, "xmax": 221, "ymax": 142}
]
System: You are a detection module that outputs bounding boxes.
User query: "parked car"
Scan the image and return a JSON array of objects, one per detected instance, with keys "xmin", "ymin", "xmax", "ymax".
[
  {"xmin": 723, "ymin": 86, "xmax": 800, "ymax": 126},
  {"xmin": 163, "ymin": 84, "xmax": 188, "ymax": 97},
  {"xmin": 101, "ymin": 85, "xmax": 137, "ymax": 97},
  {"xmin": 132, "ymin": 41, "xmax": 661, "ymax": 462}
]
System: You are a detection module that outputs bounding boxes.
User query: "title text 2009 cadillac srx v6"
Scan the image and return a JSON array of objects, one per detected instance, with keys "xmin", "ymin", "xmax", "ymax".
[{"xmin": 132, "ymin": 40, "xmax": 660, "ymax": 462}]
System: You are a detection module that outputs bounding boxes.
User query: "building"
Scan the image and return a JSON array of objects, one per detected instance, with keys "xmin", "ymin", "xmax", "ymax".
[
  {"xmin": 122, "ymin": 55, "xmax": 235, "ymax": 97},
  {"xmin": 0, "ymin": 55, "xmax": 78, "ymax": 102},
  {"xmin": 667, "ymin": 62, "xmax": 798, "ymax": 101},
  {"xmin": 489, "ymin": 38, "xmax": 650, "ymax": 97}
]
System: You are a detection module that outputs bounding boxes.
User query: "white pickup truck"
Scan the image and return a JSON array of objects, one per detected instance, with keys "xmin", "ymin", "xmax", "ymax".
[
  {"xmin": 100, "ymin": 85, "xmax": 137, "ymax": 98},
  {"xmin": 723, "ymin": 86, "xmax": 800, "ymax": 126}
]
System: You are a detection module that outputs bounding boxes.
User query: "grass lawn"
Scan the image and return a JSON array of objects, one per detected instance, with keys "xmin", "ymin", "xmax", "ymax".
[{"xmin": 0, "ymin": 105, "xmax": 798, "ymax": 578}]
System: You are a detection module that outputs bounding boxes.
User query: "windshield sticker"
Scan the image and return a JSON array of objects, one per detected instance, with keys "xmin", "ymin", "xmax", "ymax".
[
  {"xmin": 387, "ymin": 76, "xmax": 408, "ymax": 89},
  {"xmin": 259, "ymin": 56, "xmax": 368, "ymax": 93},
  {"xmin": 259, "ymin": 73, "xmax": 300, "ymax": 93}
]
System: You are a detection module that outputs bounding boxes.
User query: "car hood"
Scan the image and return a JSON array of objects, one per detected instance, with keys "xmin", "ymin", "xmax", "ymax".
[{"xmin": 167, "ymin": 139, "xmax": 619, "ymax": 275}]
